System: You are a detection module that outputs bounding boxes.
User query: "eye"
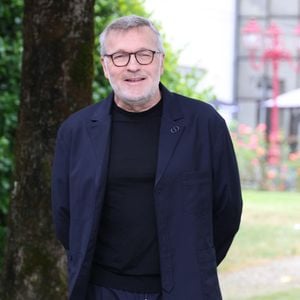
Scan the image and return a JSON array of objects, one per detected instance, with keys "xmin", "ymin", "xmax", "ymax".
[
  {"xmin": 137, "ymin": 50, "xmax": 152, "ymax": 57},
  {"xmin": 113, "ymin": 52, "xmax": 128, "ymax": 60}
]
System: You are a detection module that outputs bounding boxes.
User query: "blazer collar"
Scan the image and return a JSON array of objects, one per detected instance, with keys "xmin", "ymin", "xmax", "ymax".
[
  {"xmin": 90, "ymin": 92, "xmax": 114, "ymax": 121},
  {"xmin": 86, "ymin": 93, "xmax": 113, "ymax": 174},
  {"xmin": 160, "ymin": 83, "xmax": 184, "ymax": 122}
]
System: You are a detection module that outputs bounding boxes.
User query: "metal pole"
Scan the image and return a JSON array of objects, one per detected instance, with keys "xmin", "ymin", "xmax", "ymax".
[
  {"xmin": 267, "ymin": 22, "xmax": 281, "ymax": 165},
  {"xmin": 269, "ymin": 57, "xmax": 280, "ymax": 164}
]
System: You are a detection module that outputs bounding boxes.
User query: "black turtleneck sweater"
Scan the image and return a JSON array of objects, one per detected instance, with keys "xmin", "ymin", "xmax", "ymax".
[{"xmin": 91, "ymin": 99, "xmax": 162, "ymax": 293}]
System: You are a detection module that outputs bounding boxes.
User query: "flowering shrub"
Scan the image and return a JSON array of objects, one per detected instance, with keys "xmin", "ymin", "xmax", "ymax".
[
  {"xmin": 230, "ymin": 123, "xmax": 300, "ymax": 191},
  {"xmin": 286, "ymin": 151, "xmax": 300, "ymax": 191}
]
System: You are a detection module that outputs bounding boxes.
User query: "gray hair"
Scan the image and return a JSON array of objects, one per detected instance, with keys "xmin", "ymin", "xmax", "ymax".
[{"xmin": 99, "ymin": 15, "xmax": 164, "ymax": 55}]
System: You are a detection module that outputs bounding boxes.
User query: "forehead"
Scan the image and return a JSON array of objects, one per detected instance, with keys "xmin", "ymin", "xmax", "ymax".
[{"xmin": 105, "ymin": 26, "xmax": 158, "ymax": 53}]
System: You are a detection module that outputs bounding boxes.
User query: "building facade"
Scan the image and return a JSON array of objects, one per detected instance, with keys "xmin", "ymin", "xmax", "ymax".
[{"xmin": 234, "ymin": 0, "xmax": 300, "ymax": 152}]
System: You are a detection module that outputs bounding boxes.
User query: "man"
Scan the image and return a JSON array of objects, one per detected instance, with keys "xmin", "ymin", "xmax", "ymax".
[{"xmin": 52, "ymin": 15, "xmax": 242, "ymax": 300}]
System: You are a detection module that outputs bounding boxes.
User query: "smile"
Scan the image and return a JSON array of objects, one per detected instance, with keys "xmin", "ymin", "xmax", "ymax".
[{"xmin": 125, "ymin": 77, "xmax": 146, "ymax": 82}]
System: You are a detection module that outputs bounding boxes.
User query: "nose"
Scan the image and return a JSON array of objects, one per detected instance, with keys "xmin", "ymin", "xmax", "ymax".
[{"xmin": 127, "ymin": 53, "xmax": 140, "ymax": 70}]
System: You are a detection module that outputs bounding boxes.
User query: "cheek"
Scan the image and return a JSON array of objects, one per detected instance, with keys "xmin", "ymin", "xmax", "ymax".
[{"xmin": 103, "ymin": 69, "xmax": 117, "ymax": 82}]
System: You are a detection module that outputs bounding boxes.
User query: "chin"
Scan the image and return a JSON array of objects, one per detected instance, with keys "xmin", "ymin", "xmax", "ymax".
[{"xmin": 114, "ymin": 85, "xmax": 158, "ymax": 106}]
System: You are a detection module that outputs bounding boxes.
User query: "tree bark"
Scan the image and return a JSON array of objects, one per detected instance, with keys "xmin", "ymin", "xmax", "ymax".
[{"xmin": 0, "ymin": 0, "xmax": 94, "ymax": 299}]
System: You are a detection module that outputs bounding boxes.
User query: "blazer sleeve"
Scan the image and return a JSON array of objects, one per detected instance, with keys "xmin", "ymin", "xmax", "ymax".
[
  {"xmin": 212, "ymin": 118, "xmax": 243, "ymax": 265},
  {"xmin": 51, "ymin": 124, "xmax": 70, "ymax": 250}
]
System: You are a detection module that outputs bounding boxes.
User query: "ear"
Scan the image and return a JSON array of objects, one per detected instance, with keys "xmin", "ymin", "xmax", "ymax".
[{"xmin": 100, "ymin": 57, "xmax": 110, "ymax": 79}]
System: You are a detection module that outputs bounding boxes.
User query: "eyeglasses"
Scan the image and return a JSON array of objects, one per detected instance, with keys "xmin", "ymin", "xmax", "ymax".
[{"xmin": 104, "ymin": 49, "xmax": 161, "ymax": 67}]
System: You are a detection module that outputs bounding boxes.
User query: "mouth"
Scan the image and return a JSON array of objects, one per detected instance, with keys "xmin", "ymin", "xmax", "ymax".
[{"xmin": 124, "ymin": 77, "xmax": 146, "ymax": 83}]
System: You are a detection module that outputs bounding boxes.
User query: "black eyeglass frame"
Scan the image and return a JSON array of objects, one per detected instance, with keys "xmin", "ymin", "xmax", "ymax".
[{"xmin": 103, "ymin": 49, "xmax": 161, "ymax": 67}]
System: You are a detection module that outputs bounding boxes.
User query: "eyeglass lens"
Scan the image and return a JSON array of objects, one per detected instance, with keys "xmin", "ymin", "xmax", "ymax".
[{"xmin": 112, "ymin": 50, "xmax": 155, "ymax": 66}]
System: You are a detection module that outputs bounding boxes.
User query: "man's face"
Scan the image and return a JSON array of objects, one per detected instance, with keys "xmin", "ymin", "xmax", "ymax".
[{"xmin": 101, "ymin": 26, "xmax": 164, "ymax": 110}]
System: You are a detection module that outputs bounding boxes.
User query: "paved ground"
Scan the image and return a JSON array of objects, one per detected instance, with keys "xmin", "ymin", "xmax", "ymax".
[{"xmin": 218, "ymin": 256, "xmax": 300, "ymax": 300}]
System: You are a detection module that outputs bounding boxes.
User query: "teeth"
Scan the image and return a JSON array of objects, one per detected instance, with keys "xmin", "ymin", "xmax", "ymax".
[{"xmin": 127, "ymin": 78, "xmax": 143, "ymax": 82}]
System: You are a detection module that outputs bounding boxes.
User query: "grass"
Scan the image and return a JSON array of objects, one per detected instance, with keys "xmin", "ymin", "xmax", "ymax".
[
  {"xmin": 219, "ymin": 190, "xmax": 300, "ymax": 272},
  {"xmin": 218, "ymin": 190, "xmax": 300, "ymax": 299},
  {"xmin": 247, "ymin": 288, "xmax": 300, "ymax": 300}
]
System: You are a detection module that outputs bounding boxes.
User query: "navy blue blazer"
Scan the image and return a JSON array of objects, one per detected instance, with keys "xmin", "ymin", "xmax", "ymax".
[{"xmin": 52, "ymin": 84, "xmax": 242, "ymax": 300}]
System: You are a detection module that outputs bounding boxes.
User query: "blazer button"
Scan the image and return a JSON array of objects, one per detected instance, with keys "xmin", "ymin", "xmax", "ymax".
[{"xmin": 170, "ymin": 125, "xmax": 180, "ymax": 134}]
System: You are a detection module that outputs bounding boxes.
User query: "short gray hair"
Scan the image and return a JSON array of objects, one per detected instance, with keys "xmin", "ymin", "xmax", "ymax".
[{"xmin": 99, "ymin": 15, "xmax": 164, "ymax": 55}]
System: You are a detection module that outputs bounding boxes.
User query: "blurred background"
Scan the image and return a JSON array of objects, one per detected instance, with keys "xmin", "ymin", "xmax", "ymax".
[{"xmin": 0, "ymin": 0, "xmax": 299, "ymax": 299}]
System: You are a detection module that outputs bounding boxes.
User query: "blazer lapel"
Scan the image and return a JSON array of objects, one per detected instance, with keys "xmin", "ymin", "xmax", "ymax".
[
  {"xmin": 155, "ymin": 85, "xmax": 185, "ymax": 186},
  {"xmin": 86, "ymin": 94, "xmax": 113, "ymax": 183}
]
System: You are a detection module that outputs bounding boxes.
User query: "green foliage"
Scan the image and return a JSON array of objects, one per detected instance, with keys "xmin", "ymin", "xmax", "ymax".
[
  {"xmin": 0, "ymin": 0, "xmax": 23, "ymax": 269},
  {"xmin": 0, "ymin": 0, "xmax": 23, "ymax": 219}
]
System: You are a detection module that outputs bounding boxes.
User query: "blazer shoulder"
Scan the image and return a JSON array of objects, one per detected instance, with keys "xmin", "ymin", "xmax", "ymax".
[{"xmin": 58, "ymin": 98, "xmax": 110, "ymax": 133}]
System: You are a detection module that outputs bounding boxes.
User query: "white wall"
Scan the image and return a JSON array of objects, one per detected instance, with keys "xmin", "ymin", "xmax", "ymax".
[{"xmin": 145, "ymin": 0, "xmax": 236, "ymax": 104}]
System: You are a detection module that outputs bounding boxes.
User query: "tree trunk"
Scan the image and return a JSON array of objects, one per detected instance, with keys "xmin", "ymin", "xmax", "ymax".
[{"xmin": 0, "ymin": 0, "xmax": 94, "ymax": 299}]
